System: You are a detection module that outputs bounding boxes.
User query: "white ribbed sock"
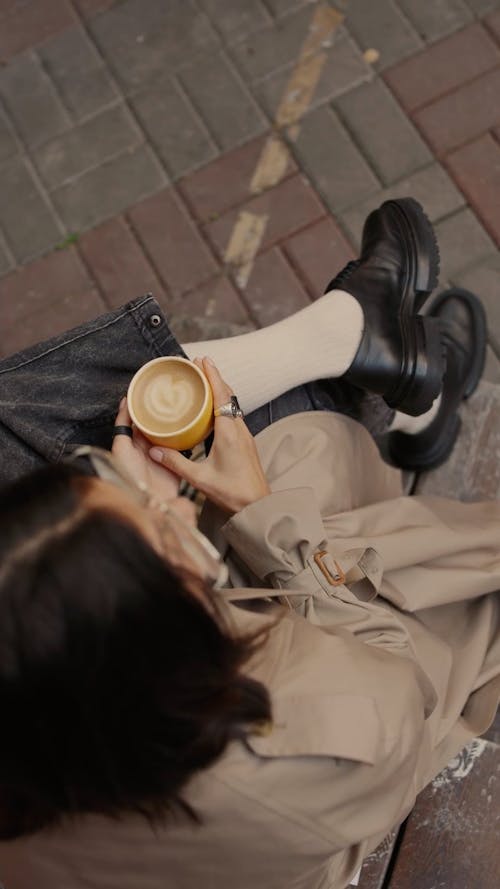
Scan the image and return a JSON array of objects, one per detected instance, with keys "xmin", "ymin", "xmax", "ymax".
[
  {"xmin": 181, "ymin": 290, "xmax": 364, "ymax": 415},
  {"xmin": 389, "ymin": 394, "xmax": 442, "ymax": 435}
]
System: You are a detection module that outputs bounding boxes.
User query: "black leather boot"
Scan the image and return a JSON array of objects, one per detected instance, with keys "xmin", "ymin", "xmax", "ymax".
[
  {"xmin": 325, "ymin": 197, "xmax": 444, "ymax": 416},
  {"xmin": 387, "ymin": 287, "xmax": 487, "ymax": 471}
]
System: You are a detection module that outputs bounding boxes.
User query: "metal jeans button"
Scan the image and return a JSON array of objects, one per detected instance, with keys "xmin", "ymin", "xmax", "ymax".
[{"xmin": 149, "ymin": 314, "xmax": 162, "ymax": 328}]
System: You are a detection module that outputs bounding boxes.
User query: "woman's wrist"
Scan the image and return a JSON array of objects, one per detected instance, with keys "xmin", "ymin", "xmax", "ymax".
[{"xmin": 228, "ymin": 484, "xmax": 272, "ymax": 516}]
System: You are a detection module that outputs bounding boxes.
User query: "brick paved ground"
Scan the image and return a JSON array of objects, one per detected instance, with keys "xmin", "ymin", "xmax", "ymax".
[{"xmin": 0, "ymin": 0, "xmax": 499, "ymax": 383}]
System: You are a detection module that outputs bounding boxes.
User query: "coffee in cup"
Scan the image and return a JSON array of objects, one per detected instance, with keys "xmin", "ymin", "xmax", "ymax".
[{"xmin": 127, "ymin": 357, "xmax": 213, "ymax": 450}]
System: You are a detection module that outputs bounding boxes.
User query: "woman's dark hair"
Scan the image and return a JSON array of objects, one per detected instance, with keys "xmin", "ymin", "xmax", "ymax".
[{"xmin": 0, "ymin": 463, "xmax": 272, "ymax": 840}]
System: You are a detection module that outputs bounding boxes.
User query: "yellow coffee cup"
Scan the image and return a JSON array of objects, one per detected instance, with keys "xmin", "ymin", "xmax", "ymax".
[{"xmin": 127, "ymin": 356, "xmax": 214, "ymax": 451}]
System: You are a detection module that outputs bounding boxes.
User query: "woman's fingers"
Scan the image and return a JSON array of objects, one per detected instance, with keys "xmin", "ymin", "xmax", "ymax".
[
  {"xmin": 200, "ymin": 357, "xmax": 234, "ymax": 407},
  {"xmin": 147, "ymin": 357, "xmax": 268, "ymax": 514},
  {"xmin": 131, "ymin": 426, "xmax": 151, "ymax": 454},
  {"xmin": 112, "ymin": 397, "xmax": 136, "ymax": 457},
  {"xmin": 192, "ymin": 356, "xmax": 235, "ymax": 411},
  {"xmin": 115, "ymin": 395, "xmax": 132, "ymax": 426},
  {"xmin": 149, "ymin": 445, "xmax": 200, "ymax": 487},
  {"xmin": 149, "ymin": 358, "xmax": 249, "ymax": 504}
]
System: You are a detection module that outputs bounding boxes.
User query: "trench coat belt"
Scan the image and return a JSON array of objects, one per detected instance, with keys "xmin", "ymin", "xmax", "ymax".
[{"xmin": 226, "ymin": 546, "xmax": 383, "ymax": 605}]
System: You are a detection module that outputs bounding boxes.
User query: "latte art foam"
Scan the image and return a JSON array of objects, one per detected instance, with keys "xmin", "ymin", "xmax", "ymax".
[
  {"xmin": 132, "ymin": 364, "xmax": 206, "ymax": 434},
  {"xmin": 144, "ymin": 375, "xmax": 194, "ymax": 423}
]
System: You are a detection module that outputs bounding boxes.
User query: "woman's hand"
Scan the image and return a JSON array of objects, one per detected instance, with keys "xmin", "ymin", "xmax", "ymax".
[
  {"xmin": 111, "ymin": 397, "xmax": 180, "ymax": 502},
  {"xmin": 149, "ymin": 357, "xmax": 271, "ymax": 515}
]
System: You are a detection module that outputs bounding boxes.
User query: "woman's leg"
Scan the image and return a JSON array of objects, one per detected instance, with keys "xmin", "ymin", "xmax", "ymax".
[
  {"xmin": 1, "ymin": 197, "xmax": 455, "ymax": 484},
  {"xmin": 0, "ymin": 290, "xmax": 430, "ymax": 488},
  {"xmin": 0, "ymin": 291, "xmax": 379, "ymax": 486},
  {"xmin": 242, "ymin": 379, "xmax": 376, "ymax": 439},
  {"xmin": 0, "ymin": 293, "xmax": 368, "ymax": 485},
  {"xmin": 181, "ymin": 289, "xmax": 363, "ymax": 415},
  {"xmin": 180, "ymin": 290, "xmax": 436, "ymax": 441},
  {"xmin": 0, "ymin": 296, "xmax": 186, "ymax": 486}
]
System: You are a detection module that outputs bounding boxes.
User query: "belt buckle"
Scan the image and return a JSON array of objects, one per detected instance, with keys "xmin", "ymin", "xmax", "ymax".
[{"xmin": 313, "ymin": 551, "xmax": 346, "ymax": 586}]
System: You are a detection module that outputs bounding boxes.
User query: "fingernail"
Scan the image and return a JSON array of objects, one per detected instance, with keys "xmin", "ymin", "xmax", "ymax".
[
  {"xmin": 204, "ymin": 356, "xmax": 215, "ymax": 366},
  {"xmin": 149, "ymin": 447, "xmax": 163, "ymax": 461},
  {"xmin": 120, "ymin": 396, "xmax": 127, "ymax": 407}
]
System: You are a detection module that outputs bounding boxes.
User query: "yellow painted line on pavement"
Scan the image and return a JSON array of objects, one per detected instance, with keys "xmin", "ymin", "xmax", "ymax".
[
  {"xmin": 224, "ymin": 4, "xmax": 344, "ymax": 289},
  {"xmin": 275, "ymin": 51, "xmax": 328, "ymax": 130},
  {"xmin": 224, "ymin": 211, "xmax": 269, "ymax": 289},
  {"xmin": 274, "ymin": 4, "xmax": 343, "ymax": 131},
  {"xmin": 249, "ymin": 134, "xmax": 290, "ymax": 195},
  {"xmin": 249, "ymin": 6, "xmax": 342, "ymax": 193}
]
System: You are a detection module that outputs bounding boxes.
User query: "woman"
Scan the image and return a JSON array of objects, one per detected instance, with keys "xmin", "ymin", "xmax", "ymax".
[{"xmin": 0, "ymin": 200, "xmax": 498, "ymax": 888}]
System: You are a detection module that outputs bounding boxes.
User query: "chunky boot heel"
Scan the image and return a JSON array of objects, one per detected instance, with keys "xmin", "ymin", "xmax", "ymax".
[
  {"xmin": 390, "ymin": 412, "xmax": 461, "ymax": 472},
  {"xmin": 432, "ymin": 288, "xmax": 487, "ymax": 399},
  {"xmin": 387, "ymin": 287, "xmax": 487, "ymax": 472},
  {"xmin": 385, "ymin": 315, "xmax": 446, "ymax": 416}
]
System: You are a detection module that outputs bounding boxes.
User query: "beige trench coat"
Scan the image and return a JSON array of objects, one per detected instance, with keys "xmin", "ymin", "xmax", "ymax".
[{"xmin": 1, "ymin": 411, "xmax": 499, "ymax": 889}]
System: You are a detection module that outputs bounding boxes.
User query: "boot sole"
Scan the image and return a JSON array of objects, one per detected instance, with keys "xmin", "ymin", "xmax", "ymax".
[
  {"xmin": 390, "ymin": 197, "xmax": 440, "ymax": 312},
  {"xmin": 426, "ymin": 287, "xmax": 487, "ymax": 400},
  {"xmin": 388, "ymin": 287, "xmax": 487, "ymax": 471},
  {"xmin": 382, "ymin": 198, "xmax": 444, "ymax": 416},
  {"xmin": 390, "ymin": 413, "xmax": 462, "ymax": 473}
]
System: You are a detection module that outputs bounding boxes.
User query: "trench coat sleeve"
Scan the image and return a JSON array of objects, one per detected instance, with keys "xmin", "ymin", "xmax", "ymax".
[
  {"xmin": 223, "ymin": 487, "xmax": 327, "ymax": 585},
  {"xmin": 222, "ymin": 488, "xmax": 438, "ymax": 717}
]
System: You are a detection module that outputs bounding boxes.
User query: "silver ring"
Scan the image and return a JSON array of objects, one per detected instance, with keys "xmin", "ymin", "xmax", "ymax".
[{"xmin": 214, "ymin": 395, "xmax": 244, "ymax": 419}]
